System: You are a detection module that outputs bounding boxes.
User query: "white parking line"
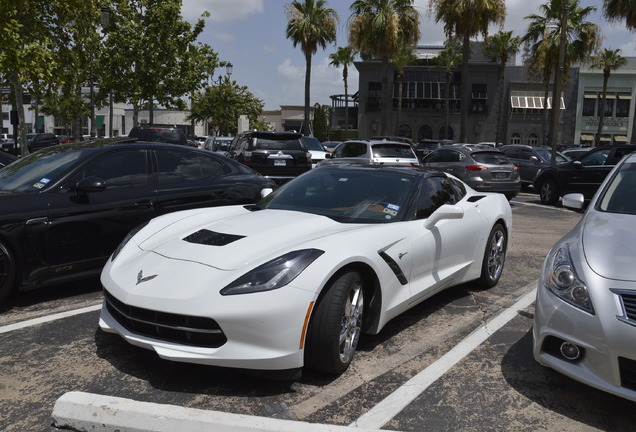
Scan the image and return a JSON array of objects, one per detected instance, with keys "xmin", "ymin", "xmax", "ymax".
[
  {"xmin": 351, "ymin": 282, "xmax": 538, "ymax": 430},
  {"xmin": 0, "ymin": 303, "xmax": 102, "ymax": 334}
]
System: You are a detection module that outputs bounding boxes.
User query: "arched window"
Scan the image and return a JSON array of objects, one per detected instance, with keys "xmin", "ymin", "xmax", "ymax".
[
  {"xmin": 418, "ymin": 125, "xmax": 433, "ymax": 141},
  {"xmin": 510, "ymin": 132, "xmax": 521, "ymax": 145},
  {"xmin": 528, "ymin": 133, "xmax": 539, "ymax": 146},
  {"xmin": 398, "ymin": 124, "xmax": 412, "ymax": 139},
  {"xmin": 439, "ymin": 126, "xmax": 454, "ymax": 140}
]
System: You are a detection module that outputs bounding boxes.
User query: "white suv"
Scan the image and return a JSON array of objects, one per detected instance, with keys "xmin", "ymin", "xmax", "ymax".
[{"xmin": 321, "ymin": 139, "xmax": 420, "ymax": 167}]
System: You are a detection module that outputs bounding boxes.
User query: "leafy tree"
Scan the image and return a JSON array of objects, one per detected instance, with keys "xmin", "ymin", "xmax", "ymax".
[
  {"xmin": 484, "ymin": 30, "xmax": 521, "ymax": 146},
  {"xmin": 100, "ymin": 0, "xmax": 214, "ymax": 126},
  {"xmin": 391, "ymin": 47, "xmax": 417, "ymax": 136},
  {"xmin": 429, "ymin": 0, "xmax": 506, "ymax": 143},
  {"xmin": 591, "ymin": 48, "xmax": 627, "ymax": 146},
  {"xmin": 285, "ymin": 0, "xmax": 338, "ymax": 136},
  {"xmin": 432, "ymin": 38, "xmax": 462, "ymax": 141},
  {"xmin": 603, "ymin": 0, "xmax": 636, "ymax": 30},
  {"xmin": 189, "ymin": 79, "xmax": 265, "ymax": 137},
  {"xmin": 313, "ymin": 104, "xmax": 330, "ymax": 141},
  {"xmin": 0, "ymin": 0, "xmax": 100, "ymax": 155},
  {"xmin": 329, "ymin": 46, "xmax": 357, "ymax": 137},
  {"xmin": 349, "ymin": 0, "xmax": 420, "ymax": 136},
  {"xmin": 522, "ymin": 0, "xmax": 601, "ymax": 145}
]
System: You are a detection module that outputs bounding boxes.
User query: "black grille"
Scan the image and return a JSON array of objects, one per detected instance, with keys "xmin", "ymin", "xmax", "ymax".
[
  {"xmin": 619, "ymin": 357, "xmax": 636, "ymax": 391},
  {"xmin": 183, "ymin": 229, "xmax": 245, "ymax": 246},
  {"xmin": 104, "ymin": 290, "xmax": 227, "ymax": 348},
  {"xmin": 615, "ymin": 290, "xmax": 636, "ymax": 321}
]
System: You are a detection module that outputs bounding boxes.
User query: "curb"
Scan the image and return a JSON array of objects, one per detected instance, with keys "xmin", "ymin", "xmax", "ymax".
[{"xmin": 52, "ymin": 391, "xmax": 396, "ymax": 432}]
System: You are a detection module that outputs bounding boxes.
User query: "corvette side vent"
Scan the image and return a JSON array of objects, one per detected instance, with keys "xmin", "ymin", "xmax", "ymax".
[
  {"xmin": 378, "ymin": 251, "xmax": 408, "ymax": 285},
  {"xmin": 183, "ymin": 229, "xmax": 245, "ymax": 246},
  {"xmin": 468, "ymin": 195, "xmax": 486, "ymax": 202}
]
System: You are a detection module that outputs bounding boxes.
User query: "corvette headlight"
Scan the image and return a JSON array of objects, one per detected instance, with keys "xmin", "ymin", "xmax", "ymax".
[
  {"xmin": 220, "ymin": 249, "xmax": 324, "ymax": 295},
  {"xmin": 544, "ymin": 246, "xmax": 594, "ymax": 314},
  {"xmin": 111, "ymin": 221, "xmax": 149, "ymax": 262}
]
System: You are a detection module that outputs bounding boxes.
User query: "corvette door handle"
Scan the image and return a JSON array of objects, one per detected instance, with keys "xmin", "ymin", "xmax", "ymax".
[{"xmin": 135, "ymin": 200, "xmax": 154, "ymax": 209}]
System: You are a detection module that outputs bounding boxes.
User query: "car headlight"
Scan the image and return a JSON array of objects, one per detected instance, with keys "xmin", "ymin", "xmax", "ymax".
[
  {"xmin": 544, "ymin": 245, "xmax": 594, "ymax": 314},
  {"xmin": 111, "ymin": 221, "xmax": 149, "ymax": 262},
  {"xmin": 220, "ymin": 249, "xmax": 324, "ymax": 295}
]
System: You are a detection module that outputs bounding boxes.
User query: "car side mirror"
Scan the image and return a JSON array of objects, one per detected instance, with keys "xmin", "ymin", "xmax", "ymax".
[
  {"xmin": 324, "ymin": 153, "xmax": 332, "ymax": 159},
  {"xmin": 74, "ymin": 176, "xmax": 106, "ymax": 194},
  {"xmin": 260, "ymin": 188, "xmax": 274, "ymax": 198},
  {"xmin": 530, "ymin": 156, "xmax": 539, "ymax": 163},
  {"xmin": 573, "ymin": 160, "xmax": 583, "ymax": 169},
  {"xmin": 424, "ymin": 204, "xmax": 464, "ymax": 229},
  {"xmin": 562, "ymin": 193, "xmax": 584, "ymax": 211}
]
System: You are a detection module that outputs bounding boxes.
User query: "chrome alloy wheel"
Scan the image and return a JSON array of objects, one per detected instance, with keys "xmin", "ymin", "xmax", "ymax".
[
  {"xmin": 339, "ymin": 281, "xmax": 364, "ymax": 364},
  {"xmin": 487, "ymin": 229, "xmax": 506, "ymax": 281}
]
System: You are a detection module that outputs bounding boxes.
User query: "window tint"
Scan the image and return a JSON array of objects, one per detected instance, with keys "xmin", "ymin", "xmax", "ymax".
[
  {"xmin": 471, "ymin": 151, "xmax": 510, "ymax": 165},
  {"xmin": 371, "ymin": 144, "xmax": 415, "ymax": 158},
  {"xmin": 252, "ymin": 138, "xmax": 303, "ymax": 151},
  {"xmin": 415, "ymin": 176, "xmax": 459, "ymax": 219},
  {"xmin": 335, "ymin": 142, "xmax": 367, "ymax": 158},
  {"xmin": 156, "ymin": 149, "xmax": 225, "ymax": 184},
  {"xmin": 74, "ymin": 149, "xmax": 148, "ymax": 188},
  {"xmin": 600, "ymin": 162, "xmax": 636, "ymax": 214},
  {"xmin": 580, "ymin": 148, "xmax": 611, "ymax": 166}
]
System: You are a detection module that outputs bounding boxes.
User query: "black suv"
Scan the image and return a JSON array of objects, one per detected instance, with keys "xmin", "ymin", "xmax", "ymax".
[
  {"xmin": 534, "ymin": 144, "xmax": 636, "ymax": 205},
  {"xmin": 27, "ymin": 133, "xmax": 60, "ymax": 152},
  {"xmin": 227, "ymin": 131, "xmax": 312, "ymax": 184},
  {"xmin": 128, "ymin": 125, "xmax": 189, "ymax": 146}
]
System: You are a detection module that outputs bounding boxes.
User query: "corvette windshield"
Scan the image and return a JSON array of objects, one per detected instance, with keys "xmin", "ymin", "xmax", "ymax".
[{"xmin": 261, "ymin": 168, "xmax": 415, "ymax": 223}]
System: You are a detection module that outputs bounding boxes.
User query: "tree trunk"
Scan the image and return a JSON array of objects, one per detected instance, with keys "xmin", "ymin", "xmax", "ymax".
[
  {"xmin": 381, "ymin": 56, "xmax": 390, "ymax": 136},
  {"xmin": 444, "ymin": 70, "xmax": 451, "ymax": 140},
  {"xmin": 459, "ymin": 34, "xmax": 471, "ymax": 143},
  {"xmin": 344, "ymin": 65, "xmax": 349, "ymax": 138},
  {"xmin": 495, "ymin": 61, "xmax": 506, "ymax": 146},
  {"xmin": 303, "ymin": 52, "xmax": 312, "ymax": 135},
  {"xmin": 9, "ymin": 73, "xmax": 29, "ymax": 156},
  {"xmin": 595, "ymin": 71, "xmax": 610, "ymax": 147},
  {"xmin": 395, "ymin": 76, "xmax": 403, "ymax": 136}
]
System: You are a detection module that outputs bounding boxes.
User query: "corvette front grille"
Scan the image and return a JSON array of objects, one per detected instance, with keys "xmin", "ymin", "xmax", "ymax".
[{"xmin": 104, "ymin": 290, "xmax": 227, "ymax": 348}]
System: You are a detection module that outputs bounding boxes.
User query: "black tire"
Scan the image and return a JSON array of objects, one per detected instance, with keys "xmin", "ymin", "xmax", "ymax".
[
  {"xmin": 0, "ymin": 242, "xmax": 16, "ymax": 306},
  {"xmin": 305, "ymin": 271, "xmax": 364, "ymax": 375},
  {"xmin": 477, "ymin": 224, "xmax": 507, "ymax": 288},
  {"xmin": 538, "ymin": 178, "xmax": 560, "ymax": 205}
]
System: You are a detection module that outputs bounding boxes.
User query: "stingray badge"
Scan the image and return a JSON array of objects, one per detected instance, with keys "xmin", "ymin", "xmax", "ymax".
[{"xmin": 136, "ymin": 270, "xmax": 158, "ymax": 285}]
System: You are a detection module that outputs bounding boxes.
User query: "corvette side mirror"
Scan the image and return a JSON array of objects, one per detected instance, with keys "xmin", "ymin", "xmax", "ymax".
[{"xmin": 424, "ymin": 204, "xmax": 464, "ymax": 229}]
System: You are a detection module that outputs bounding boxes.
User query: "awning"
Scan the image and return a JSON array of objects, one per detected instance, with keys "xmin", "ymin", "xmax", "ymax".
[
  {"xmin": 600, "ymin": 136, "xmax": 612, "ymax": 142},
  {"xmin": 580, "ymin": 134, "xmax": 594, "ymax": 140},
  {"xmin": 510, "ymin": 95, "xmax": 564, "ymax": 110},
  {"xmin": 604, "ymin": 94, "xmax": 617, "ymax": 99},
  {"xmin": 619, "ymin": 93, "xmax": 632, "ymax": 100},
  {"xmin": 94, "ymin": 115, "xmax": 105, "ymax": 129},
  {"xmin": 583, "ymin": 93, "xmax": 597, "ymax": 99},
  {"xmin": 614, "ymin": 135, "xmax": 628, "ymax": 142}
]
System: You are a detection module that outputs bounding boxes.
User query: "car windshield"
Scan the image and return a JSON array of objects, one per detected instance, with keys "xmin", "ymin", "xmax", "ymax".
[
  {"xmin": 599, "ymin": 162, "xmax": 636, "ymax": 215},
  {"xmin": 252, "ymin": 137, "xmax": 303, "ymax": 151},
  {"xmin": 535, "ymin": 148, "xmax": 568, "ymax": 163},
  {"xmin": 371, "ymin": 144, "xmax": 414, "ymax": 158},
  {"xmin": 471, "ymin": 151, "xmax": 511, "ymax": 165},
  {"xmin": 0, "ymin": 148, "xmax": 84, "ymax": 192},
  {"xmin": 259, "ymin": 168, "xmax": 416, "ymax": 223}
]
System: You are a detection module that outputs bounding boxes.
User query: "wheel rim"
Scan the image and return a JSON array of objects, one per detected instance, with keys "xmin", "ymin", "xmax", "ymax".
[
  {"xmin": 540, "ymin": 182, "xmax": 552, "ymax": 202},
  {"xmin": 339, "ymin": 281, "xmax": 363, "ymax": 364},
  {"xmin": 487, "ymin": 230, "xmax": 506, "ymax": 281}
]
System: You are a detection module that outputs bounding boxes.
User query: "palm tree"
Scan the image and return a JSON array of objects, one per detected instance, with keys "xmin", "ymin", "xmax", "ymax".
[
  {"xmin": 483, "ymin": 31, "xmax": 521, "ymax": 147},
  {"xmin": 603, "ymin": 0, "xmax": 636, "ymax": 30},
  {"xmin": 591, "ymin": 48, "xmax": 627, "ymax": 146},
  {"xmin": 285, "ymin": 0, "xmax": 338, "ymax": 135},
  {"xmin": 390, "ymin": 46, "xmax": 416, "ymax": 136},
  {"xmin": 432, "ymin": 38, "xmax": 462, "ymax": 141},
  {"xmin": 522, "ymin": 0, "xmax": 601, "ymax": 145},
  {"xmin": 329, "ymin": 46, "xmax": 357, "ymax": 138},
  {"xmin": 429, "ymin": 0, "xmax": 506, "ymax": 143},
  {"xmin": 349, "ymin": 0, "xmax": 420, "ymax": 136}
]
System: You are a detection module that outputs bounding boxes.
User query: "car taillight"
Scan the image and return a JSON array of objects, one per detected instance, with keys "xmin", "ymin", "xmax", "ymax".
[
  {"xmin": 512, "ymin": 166, "xmax": 520, "ymax": 171},
  {"xmin": 465, "ymin": 165, "xmax": 488, "ymax": 171},
  {"xmin": 244, "ymin": 151, "xmax": 252, "ymax": 162}
]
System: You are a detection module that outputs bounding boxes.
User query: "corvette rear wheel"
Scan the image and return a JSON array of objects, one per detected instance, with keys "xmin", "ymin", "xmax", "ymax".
[
  {"xmin": 478, "ymin": 224, "xmax": 507, "ymax": 288},
  {"xmin": 305, "ymin": 271, "xmax": 364, "ymax": 375},
  {"xmin": 0, "ymin": 242, "xmax": 16, "ymax": 305}
]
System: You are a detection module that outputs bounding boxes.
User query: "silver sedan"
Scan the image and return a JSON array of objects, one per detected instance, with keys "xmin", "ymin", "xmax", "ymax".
[{"xmin": 533, "ymin": 151, "xmax": 636, "ymax": 401}]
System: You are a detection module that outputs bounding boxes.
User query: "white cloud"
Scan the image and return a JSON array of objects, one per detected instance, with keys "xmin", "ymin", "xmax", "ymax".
[{"xmin": 181, "ymin": 0, "xmax": 264, "ymax": 23}]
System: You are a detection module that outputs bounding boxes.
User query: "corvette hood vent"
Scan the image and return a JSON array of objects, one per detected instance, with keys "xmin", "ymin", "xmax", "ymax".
[{"xmin": 183, "ymin": 229, "xmax": 245, "ymax": 246}]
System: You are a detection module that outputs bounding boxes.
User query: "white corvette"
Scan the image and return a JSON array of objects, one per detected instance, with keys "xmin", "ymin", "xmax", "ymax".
[{"xmin": 100, "ymin": 165, "xmax": 512, "ymax": 378}]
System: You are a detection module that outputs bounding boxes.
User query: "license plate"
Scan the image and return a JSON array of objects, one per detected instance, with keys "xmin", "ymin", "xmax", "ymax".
[
  {"xmin": 492, "ymin": 172, "xmax": 509, "ymax": 180},
  {"xmin": 274, "ymin": 160, "xmax": 286, "ymax": 166}
]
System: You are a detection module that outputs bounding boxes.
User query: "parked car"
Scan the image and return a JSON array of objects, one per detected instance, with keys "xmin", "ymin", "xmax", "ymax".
[
  {"xmin": 320, "ymin": 139, "xmax": 420, "ymax": 167},
  {"xmin": 203, "ymin": 136, "xmax": 233, "ymax": 153},
  {"xmin": 533, "ymin": 151, "xmax": 636, "ymax": 402},
  {"xmin": 321, "ymin": 141, "xmax": 341, "ymax": 152},
  {"xmin": 0, "ymin": 151, "xmax": 16, "ymax": 167},
  {"xmin": 0, "ymin": 138, "xmax": 276, "ymax": 305},
  {"xmin": 370, "ymin": 135, "xmax": 414, "ymax": 145},
  {"xmin": 1, "ymin": 133, "xmax": 16, "ymax": 153},
  {"xmin": 421, "ymin": 146, "xmax": 521, "ymax": 200},
  {"xmin": 499, "ymin": 144, "xmax": 569, "ymax": 188},
  {"xmin": 226, "ymin": 130, "xmax": 312, "ymax": 184},
  {"xmin": 301, "ymin": 136, "xmax": 329, "ymax": 168},
  {"xmin": 192, "ymin": 136, "xmax": 208, "ymax": 148},
  {"xmin": 533, "ymin": 144, "xmax": 636, "ymax": 205},
  {"xmin": 414, "ymin": 139, "xmax": 443, "ymax": 160},
  {"xmin": 128, "ymin": 125, "xmax": 189, "ymax": 146},
  {"xmin": 99, "ymin": 164, "xmax": 511, "ymax": 378},
  {"xmin": 26, "ymin": 132, "xmax": 59, "ymax": 152}
]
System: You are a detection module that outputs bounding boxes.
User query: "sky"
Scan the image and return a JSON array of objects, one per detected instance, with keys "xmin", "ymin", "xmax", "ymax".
[{"xmin": 180, "ymin": 0, "xmax": 636, "ymax": 111}]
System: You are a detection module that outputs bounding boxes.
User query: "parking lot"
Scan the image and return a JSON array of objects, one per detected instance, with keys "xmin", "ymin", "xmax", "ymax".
[{"xmin": 2, "ymin": 192, "xmax": 636, "ymax": 432}]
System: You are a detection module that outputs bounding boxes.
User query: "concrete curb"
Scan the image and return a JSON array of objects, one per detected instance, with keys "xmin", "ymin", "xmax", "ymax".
[{"xmin": 52, "ymin": 391, "xmax": 396, "ymax": 432}]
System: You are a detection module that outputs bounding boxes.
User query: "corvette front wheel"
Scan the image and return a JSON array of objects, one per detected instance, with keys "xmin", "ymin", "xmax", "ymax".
[{"xmin": 305, "ymin": 271, "xmax": 364, "ymax": 375}]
